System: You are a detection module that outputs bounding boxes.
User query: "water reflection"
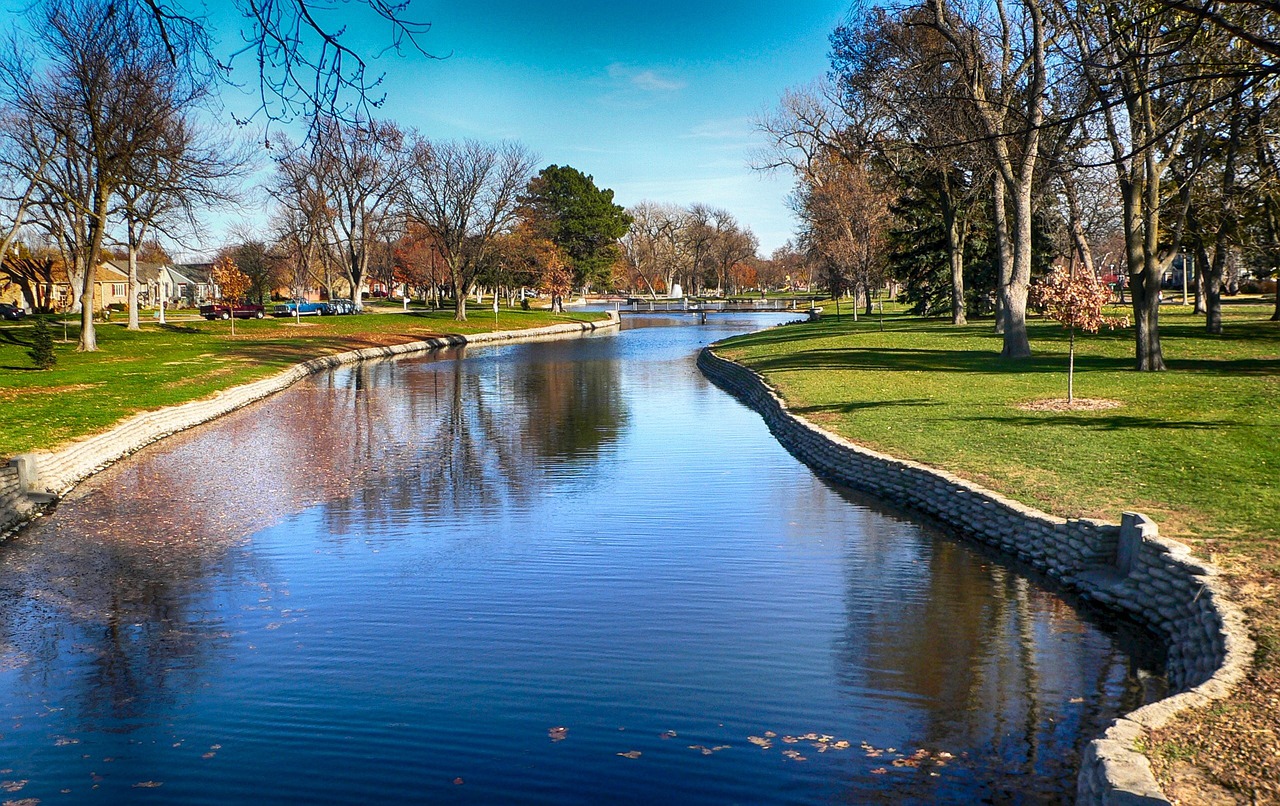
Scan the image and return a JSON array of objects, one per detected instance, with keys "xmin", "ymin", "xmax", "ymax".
[{"xmin": 0, "ymin": 317, "xmax": 1157, "ymax": 804}]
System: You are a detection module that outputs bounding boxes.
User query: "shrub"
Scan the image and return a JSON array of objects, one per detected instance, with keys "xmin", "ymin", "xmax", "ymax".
[{"xmin": 28, "ymin": 318, "xmax": 56, "ymax": 369}]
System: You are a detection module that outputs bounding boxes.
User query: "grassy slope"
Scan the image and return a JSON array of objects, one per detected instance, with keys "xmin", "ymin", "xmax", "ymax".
[
  {"xmin": 718, "ymin": 300, "xmax": 1279, "ymax": 800},
  {"xmin": 0, "ymin": 307, "xmax": 604, "ymax": 458}
]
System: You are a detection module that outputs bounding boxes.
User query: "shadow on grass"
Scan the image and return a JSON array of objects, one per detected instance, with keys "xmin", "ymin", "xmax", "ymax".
[
  {"xmin": 158, "ymin": 323, "xmax": 202, "ymax": 335},
  {"xmin": 792, "ymin": 398, "xmax": 943, "ymax": 415},
  {"xmin": 960, "ymin": 413, "xmax": 1241, "ymax": 431},
  {"xmin": 0, "ymin": 329, "xmax": 31, "ymax": 347},
  {"xmin": 744, "ymin": 346, "xmax": 1118, "ymax": 375},
  {"xmin": 0, "ymin": 365, "xmax": 41, "ymax": 371}
]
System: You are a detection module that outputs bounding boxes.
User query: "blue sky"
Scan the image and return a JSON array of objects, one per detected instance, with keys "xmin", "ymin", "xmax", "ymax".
[
  {"xmin": 218, "ymin": 0, "xmax": 851, "ymax": 255},
  {"xmin": 9, "ymin": 0, "xmax": 852, "ymax": 255}
]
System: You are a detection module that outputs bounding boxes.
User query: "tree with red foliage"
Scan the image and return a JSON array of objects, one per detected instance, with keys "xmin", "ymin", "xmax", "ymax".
[{"xmin": 1031, "ymin": 267, "xmax": 1128, "ymax": 402}]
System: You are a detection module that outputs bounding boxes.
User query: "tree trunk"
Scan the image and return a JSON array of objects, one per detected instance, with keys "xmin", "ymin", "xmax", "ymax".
[
  {"xmin": 1068, "ymin": 327, "xmax": 1075, "ymax": 403},
  {"xmin": 941, "ymin": 185, "xmax": 967, "ymax": 325},
  {"xmin": 993, "ymin": 174, "xmax": 1012, "ymax": 334},
  {"xmin": 1000, "ymin": 181, "xmax": 1034, "ymax": 359},
  {"xmin": 1204, "ymin": 243, "xmax": 1225, "ymax": 335},
  {"xmin": 78, "ymin": 193, "xmax": 111, "ymax": 352},
  {"xmin": 127, "ymin": 243, "xmax": 140, "ymax": 331}
]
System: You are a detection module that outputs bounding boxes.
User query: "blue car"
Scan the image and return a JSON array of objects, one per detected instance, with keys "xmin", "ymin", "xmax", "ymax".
[{"xmin": 274, "ymin": 300, "xmax": 326, "ymax": 316}]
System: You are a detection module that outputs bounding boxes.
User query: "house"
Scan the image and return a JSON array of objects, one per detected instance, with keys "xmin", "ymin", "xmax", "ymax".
[
  {"xmin": 42, "ymin": 262, "xmax": 131, "ymax": 312},
  {"xmin": 174, "ymin": 262, "xmax": 217, "ymax": 305}
]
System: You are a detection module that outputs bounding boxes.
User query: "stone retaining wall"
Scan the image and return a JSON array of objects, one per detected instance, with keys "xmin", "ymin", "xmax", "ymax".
[
  {"xmin": 0, "ymin": 314, "xmax": 618, "ymax": 539},
  {"xmin": 697, "ymin": 346, "xmax": 1253, "ymax": 806}
]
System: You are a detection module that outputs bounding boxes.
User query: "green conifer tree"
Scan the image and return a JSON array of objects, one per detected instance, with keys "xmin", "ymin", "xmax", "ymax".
[{"xmin": 28, "ymin": 318, "xmax": 56, "ymax": 369}]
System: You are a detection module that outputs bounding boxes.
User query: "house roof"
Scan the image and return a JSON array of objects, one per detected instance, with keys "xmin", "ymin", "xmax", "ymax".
[
  {"xmin": 102, "ymin": 259, "xmax": 171, "ymax": 283},
  {"xmin": 175, "ymin": 262, "xmax": 214, "ymax": 283}
]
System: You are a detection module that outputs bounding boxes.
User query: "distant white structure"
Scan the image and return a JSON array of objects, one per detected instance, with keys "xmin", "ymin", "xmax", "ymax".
[{"xmin": 670, "ymin": 282, "xmax": 683, "ymax": 299}]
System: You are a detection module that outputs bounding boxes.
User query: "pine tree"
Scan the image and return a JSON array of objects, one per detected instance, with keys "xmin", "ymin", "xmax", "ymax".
[{"xmin": 28, "ymin": 318, "xmax": 56, "ymax": 370}]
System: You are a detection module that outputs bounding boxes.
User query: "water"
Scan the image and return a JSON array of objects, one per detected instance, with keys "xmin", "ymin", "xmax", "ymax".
[{"xmin": 0, "ymin": 315, "xmax": 1161, "ymax": 803}]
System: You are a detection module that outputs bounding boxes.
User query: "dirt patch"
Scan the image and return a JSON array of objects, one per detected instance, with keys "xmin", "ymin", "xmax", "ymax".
[
  {"xmin": 1016, "ymin": 397, "xmax": 1124, "ymax": 412},
  {"xmin": 0, "ymin": 383, "xmax": 102, "ymax": 401}
]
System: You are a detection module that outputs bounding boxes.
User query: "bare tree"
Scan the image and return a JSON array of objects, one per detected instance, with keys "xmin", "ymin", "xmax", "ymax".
[
  {"xmin": 1, "ymin": 0, "xmax": 186, "ymax": 350},
  {"xmin": 116, "ymin": 88, "xmax": 246, "ymax": 329},
  {"xmin": 309, "ymin": 116, "xmax": 409, "ymax": 310},
  {"xmin": 402, "ymin": 138, "xmax": 536, "ymax": 321},
  {"xmin": 921, "ymin": 0, "xmax": 1050, "ymax": 358},
  {"xmin": 1063, "ymin": 0, "xmax": 1210, "ymax": 369}
]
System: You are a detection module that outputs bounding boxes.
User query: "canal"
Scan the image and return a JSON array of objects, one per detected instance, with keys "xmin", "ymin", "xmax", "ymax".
[{"xmin": 0, "ymin": 314, "xmax": 1161, "ymax": 803}]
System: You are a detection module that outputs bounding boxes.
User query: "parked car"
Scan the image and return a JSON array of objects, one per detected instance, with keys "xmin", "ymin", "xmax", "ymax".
[
  {"xmin": 0, "ymin": 302, "xmax": 26, "ymax": 321},
  {"xmin": 200, "ymin": 303, "xmax": 265, "ymax": 320},
  {"xmin": 320, "ymin": 298, "xmax": 356, "ymax": 315},
  {"xmin": 274, "ymin": 299, "xmax": 327, "ymax": 317}
]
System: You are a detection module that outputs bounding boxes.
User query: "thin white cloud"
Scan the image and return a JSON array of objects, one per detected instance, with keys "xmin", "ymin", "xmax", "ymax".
[
  {"xmin": 684, "ymin": 118, "xmax": 751, "ymax": 140},
  {"xmin": 606, "ymin": 63, "xmax": 686, "ymax": 93}
]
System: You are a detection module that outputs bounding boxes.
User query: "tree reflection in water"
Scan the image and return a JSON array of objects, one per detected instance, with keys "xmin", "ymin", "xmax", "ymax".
[{"xmin": 0, "ymin": 343, "xmax": 627, "ymax": 733}]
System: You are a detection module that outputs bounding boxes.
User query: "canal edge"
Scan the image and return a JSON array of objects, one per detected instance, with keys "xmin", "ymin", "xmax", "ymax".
[
  {"xmin": 0, "ymin": 313, "xmax": 620, "ymax": 540},
  {"xmin": 695, "ymin": 345, "xmax": 1253, "ymax": 806}
]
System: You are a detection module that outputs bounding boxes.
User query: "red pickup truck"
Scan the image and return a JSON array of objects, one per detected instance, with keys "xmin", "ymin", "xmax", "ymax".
[{"xmin": 200, "ymin": 303, "xmax": 265, "ymax": 320}]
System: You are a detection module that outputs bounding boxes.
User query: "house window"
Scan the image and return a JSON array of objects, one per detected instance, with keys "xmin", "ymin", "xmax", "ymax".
[{"xmin": 111, "ymin": 283, "xmax": 126, "ymax": 297}]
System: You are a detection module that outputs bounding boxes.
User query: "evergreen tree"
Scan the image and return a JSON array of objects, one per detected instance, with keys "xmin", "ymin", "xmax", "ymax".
[
  {"xmin": 28, "ymin": 317, "xmax": 56, "ymax": 369},
  {"xmin": 520, "ymin": 165, "xmax": 632, "ymax": 292}
]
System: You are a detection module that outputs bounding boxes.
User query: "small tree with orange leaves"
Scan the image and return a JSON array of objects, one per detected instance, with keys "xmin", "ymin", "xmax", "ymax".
[
  {"xmin": 1031, "ymin": 266, "xmax": 1128, "ymax": 403},
  {"xmin": 211, "ymin": 255, "xmax": 252, "ymax": 336},
  {"xmin": 539, "ymin": 244, "xmax": 574, "ymax": 314}
]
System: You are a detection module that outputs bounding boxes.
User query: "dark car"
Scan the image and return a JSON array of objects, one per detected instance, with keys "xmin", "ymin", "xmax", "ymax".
[
  {"xmin": 199, "ymin": 303, "xmax": 265, "ymax": 320},
  {"xmin": 0, "ymin": 303, "xmax": 25, "ymax": 321},
  {"xmin": 321, "ymin": 298, "xmax": 356, "ymax": 315}
]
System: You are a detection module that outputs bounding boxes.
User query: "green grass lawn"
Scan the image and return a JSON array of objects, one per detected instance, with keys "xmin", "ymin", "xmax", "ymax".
[
  {"xmin": 0, "ymin": 307, "xmax": 605, "ymax": 458},
  {"xmin": 720, "ymin": 301, "xmax": 1279, "ymax": 563},
  {"xmin": 717, "ymin": 298, "xmax": 1280, "ymax": 799}
]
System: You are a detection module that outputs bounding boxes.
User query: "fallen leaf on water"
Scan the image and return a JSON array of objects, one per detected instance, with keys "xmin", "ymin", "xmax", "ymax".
[
  {"xmin": 132, "ymin": 782, "xmax": 163, "ymax": 788},
  {"xmin": 0, "ymin": 782, "xmax": 26, "ymax": 793},
  {"xmin": 747, "ymin": 736, "xmax": 772, "ymax": 749},
  {"xmin": 548, "ymin": 727, "xmax": 568, "ymax": 742},
  {"xmin": 871, "ymin": 767, "xmax": 888, "ymax": 775},
  {"xmin": 3, "ymin": 798, "xmax": 40, "ymax": 806},
  {"xmin": 833, "ymin": 741, "xmax": 851, "ymax": 750},
  {"xmin": 210, "ymin": 745, "xmax": 222, "ymax": 751},
  {"xmin": 1069, "ymin": 697, "xmax": 1084, "ymax": 704},
  {"xmin": 616, "ymin": 751, "xmax": 641, "ymax": 759},
  {"xmin": 781, "ymin": 750, "xmax": 807, "ymax": 762},
  {"xmin": 781, "ymin": 736, "xmax": 798, "ymax": 744},
  {"xmin": 763, "ymin": 731, "xmax": 776, "ymax": 738},
  {"xmin": 713, "ymin": 745, "xmax": 730, "ymax": 752},
  {"xmin": 660, "ymin": 730, "xmax": 677, "ymax": 739},
  {"xmin": 689, "ymin": 745, "xmax": 714, "ymax": 756},
  {"xmin": 201, "ymin": 753, "xmax": 215, "ymax": 760},
  {"xmin": 452, "ymin": 778, "xmax": 464, "ymax": 785},
  {"xmin": 53, "ymin": 737, "xmax": 79, "ymax": 747}
]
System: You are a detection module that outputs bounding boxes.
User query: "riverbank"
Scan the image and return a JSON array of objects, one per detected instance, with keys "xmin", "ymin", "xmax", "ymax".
[
  {"xmin": 0, "ymin": 308, "xmax": 609, "ymax": 460},
  {"xmin": 0, "ymin": 311, "xmax": 617, "ymax": 537},
  {"xmin": 712, "ymin": 304, "xmax": 1278, "ymax": 803}
]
